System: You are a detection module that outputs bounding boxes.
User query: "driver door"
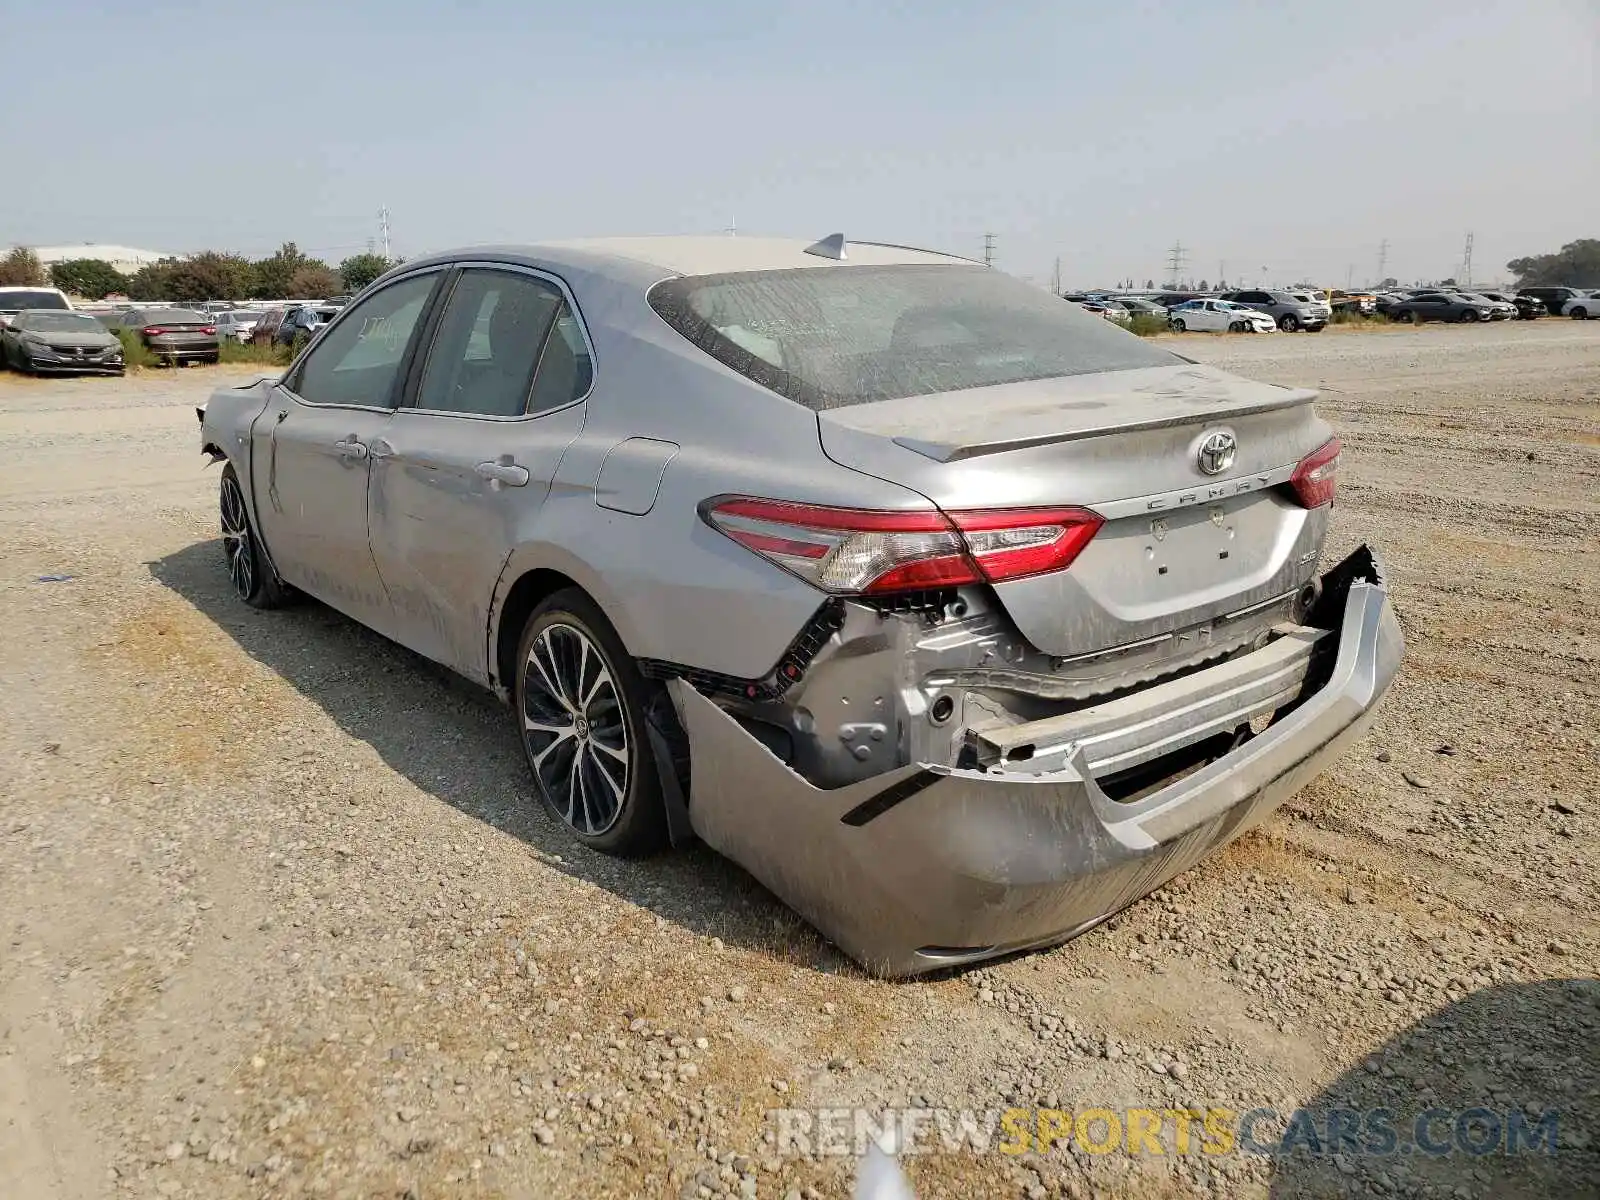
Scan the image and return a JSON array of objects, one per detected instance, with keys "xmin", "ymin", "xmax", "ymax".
[{"xmin": 250, "ymin": 270, "xmax": 444, "ymax": 637}]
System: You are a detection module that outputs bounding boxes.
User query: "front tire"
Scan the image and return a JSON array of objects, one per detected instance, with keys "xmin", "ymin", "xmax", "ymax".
[
  {"xmin": 220, "ymin": 465, "xmax": 289, "ymax": 609},
  {"xmin": 1228, "ymin": 320, "xmax": 1246, "ymax": 332},
  {"xmin": 1171, "ymin": 318, "xmax": 1186, "ymax": 332},
  {"xmin": 1458, "ymin": 309, "xmax": 1479, "ymax": 323},
  {"xmin": 1279, "ymin": 314, "xmax": 1301, "ymax": 332},
  {"xmin": 515, "ymin": 589, "xmax": 668, "ymax": 857},
  {"xmin": 1571, "ymin": 307, "xmax": 1590, "ymax": 320}
]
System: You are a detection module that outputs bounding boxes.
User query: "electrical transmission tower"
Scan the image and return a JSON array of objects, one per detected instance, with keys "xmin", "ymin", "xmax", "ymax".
[
  {"xmin": 379, "ymin": 206, "xmax": 392, "ymax": 260},
  {"xmin": 983, "ymin": 233, "xmax": 997, "ymax": 268},
  {"xmin": 1166, "ymin": 241, "xmax": 1188, "ymax": 288},
  {"xmin": 1462, "ymin": 232, "xmax": 1474, "ymax": 287},
  {"xmin": 1376, "ymin": 238, "xmax": 1388, "ymax": 284},
  {"xmin": 1051, "ymin": 255, "xmax": 1062, "ymax": 294}
]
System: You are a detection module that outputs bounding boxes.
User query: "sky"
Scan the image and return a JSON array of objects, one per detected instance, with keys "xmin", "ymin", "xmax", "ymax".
[{"xmin": 7, "ymin": 0, "xmax": 1597, "ymax": 289}]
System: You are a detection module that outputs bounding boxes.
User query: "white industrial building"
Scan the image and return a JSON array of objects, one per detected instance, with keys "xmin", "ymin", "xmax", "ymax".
[{"xmin": 31, "ymin": 244, "xmax": 173, "ymax": 274}]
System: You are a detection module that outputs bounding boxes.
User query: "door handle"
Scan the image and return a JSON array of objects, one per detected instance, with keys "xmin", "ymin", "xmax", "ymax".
[
  {"xmin": 335, "ymin": 435, "xmax": 369, "ymax": 461},
  {"xmin": 475, "ymin": 455, "xmax": 531, "ymax": 488}
]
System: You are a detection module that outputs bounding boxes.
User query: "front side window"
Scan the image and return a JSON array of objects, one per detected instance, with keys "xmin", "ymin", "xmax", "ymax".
[
  {"xmin": 414, "ymin": 269, "xmax": 565, "ymax": 417},
  {"xmin": 290, "ymin": 272, "xmax": 437, "ymax": 408},
  {"xmin": 649, "ymin": 264, "xmax": 1179, "ymax": 410}
]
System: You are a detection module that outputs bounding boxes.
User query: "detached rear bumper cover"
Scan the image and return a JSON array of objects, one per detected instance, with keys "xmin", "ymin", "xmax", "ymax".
[{"xmin": 674, "ymin": 545, "xmax": 1402, "ymax": 977}]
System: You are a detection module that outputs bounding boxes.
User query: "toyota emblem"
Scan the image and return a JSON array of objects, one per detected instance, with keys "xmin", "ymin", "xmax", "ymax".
[{"xmin": 1196, "ymin": 430, "xmax": 1237, "ymax": 476}]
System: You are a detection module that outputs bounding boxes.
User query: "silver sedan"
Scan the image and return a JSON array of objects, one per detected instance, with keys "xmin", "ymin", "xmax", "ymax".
[{"xmin": 198, "ymin": 235, "xmax": 1401, "ymax": 976}]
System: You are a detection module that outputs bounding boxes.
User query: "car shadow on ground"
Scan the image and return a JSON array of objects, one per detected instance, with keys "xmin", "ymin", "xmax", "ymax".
[
  {"xmin": 149, "ymin": 539, "xmax": 857, "ymax": 976},
  {"xmin": 1267, "ymin": 978, "xmax": 1597, "ymax": 1199}
]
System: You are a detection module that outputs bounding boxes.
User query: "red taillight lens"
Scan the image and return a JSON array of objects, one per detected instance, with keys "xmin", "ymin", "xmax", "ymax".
[
  {"xmin": 1289, "ymin": 437, "xmax": 1341, "ymax": 508},
  {"xmin": 143, "ymin": 326, "xmax": 166, "ymax": 336},
  {"xmin": 201, "ymin": 325, "xmax": 217, "ymax": 335},
  {"xmin": 702, "ymin": 497, "xmax": 1102, "ymax": 595}
]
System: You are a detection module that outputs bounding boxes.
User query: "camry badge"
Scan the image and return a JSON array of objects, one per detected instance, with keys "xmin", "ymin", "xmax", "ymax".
[{"xmin": 1197, "ymin": 430, "xmax": 1237, "ymax": 476}]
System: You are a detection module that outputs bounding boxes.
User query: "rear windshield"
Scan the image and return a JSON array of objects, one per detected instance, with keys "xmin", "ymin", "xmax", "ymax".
[
  {"xmin": 0, "ymin": 289, "xmax": 67, "ymax": 311},
  {"xmin": 16, "ymin": 311, "xmax": 103, "ymax": 332},
  {"xmin": 143, "ymin": 309, "xmax": 208, "ymax": 324},
  {"xmin": 648, "ymin": 264, "xmax": 1179, "ymax": 410}
]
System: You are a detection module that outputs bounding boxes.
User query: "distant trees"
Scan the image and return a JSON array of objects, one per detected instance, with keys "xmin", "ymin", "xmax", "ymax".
[
  {"xmin": 49, "ymin": 258, "xmax": 129, "ymax": 298},
  {"xmin": 1145, "ymin": 278, "xmax": 1155, "ymax": 289},
  {"xmin": 1507, "ymin": 239, "xmax": 1600, "ymax": 287},
  {"xmin": 251, "ymin": 242, "xmax": 316, "ymax": 300},
  {"xmin": 168, "ymin": 252, "xmax": 255, "ymax": 303},
  {"xmin": 127, "ymin": 258, "xmax": 182, "ymax": 300},
  {"xmin": 338, "ymin": 253, "xmax": 393, "ymax": 293},
  {"xmin": 288, "ymin": 264, "xmax": 341, "ymax": 299},
  {"xmin": 0, "ymin": 247, "xmax": 47, "ymax": 286}
]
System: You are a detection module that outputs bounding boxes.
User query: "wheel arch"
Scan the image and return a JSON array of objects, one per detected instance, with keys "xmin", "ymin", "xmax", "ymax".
[{"xmin": 487, "ymin": 545, "xmax": 647, "ymax": 702}]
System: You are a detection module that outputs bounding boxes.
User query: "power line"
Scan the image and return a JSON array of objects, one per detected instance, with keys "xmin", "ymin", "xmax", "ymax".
[
  {"xmin": 983, "ymin": 232, "xmax": 996, "ymax": 268},
  {"xmin": 1166, "ymin": 241, "xmax": 1188, "ymax": 289}
]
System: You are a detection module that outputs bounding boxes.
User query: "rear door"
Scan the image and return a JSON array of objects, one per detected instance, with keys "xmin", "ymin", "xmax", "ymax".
[
  {"xmin": 249, "ymin": 269, "xmax": 444, "ymax": 635},
  {"xmin": 367, "ymin": 264, "xmax": 593, "ymax": 681}
]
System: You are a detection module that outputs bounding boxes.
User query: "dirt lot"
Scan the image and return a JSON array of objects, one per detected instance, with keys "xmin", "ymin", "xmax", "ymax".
[{"xmin": 1, "ymin": 322, "xmax": 1596, "ymax": 1200}]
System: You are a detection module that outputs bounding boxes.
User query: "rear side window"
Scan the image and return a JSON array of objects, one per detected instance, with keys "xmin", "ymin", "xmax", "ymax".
[{"xmin": 648, "ymin": 264, "xmax": 1179, "ymax": 410}]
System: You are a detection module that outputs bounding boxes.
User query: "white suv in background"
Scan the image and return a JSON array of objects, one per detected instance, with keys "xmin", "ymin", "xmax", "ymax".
[{"xmin": 0, "ymin": 285, "xmax": 74, "ymax": 330}]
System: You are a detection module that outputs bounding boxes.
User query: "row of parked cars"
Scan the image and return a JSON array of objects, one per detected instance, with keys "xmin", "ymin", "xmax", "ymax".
[
  {"xmin": 1065, "ymin": 283, "xmax": 1599, "ymax": 333},
  {"xmin": 0, "ymin": 287, "xmax": 354, "ymax": 374},
  {"xmin": 1066, "ymin": 288, "xmax": 1336, "ymax": 332}
]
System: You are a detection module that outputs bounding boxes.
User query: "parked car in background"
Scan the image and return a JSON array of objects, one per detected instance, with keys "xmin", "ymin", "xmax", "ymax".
[
  {"xmin": 1330, "ymin": 290, "xmax": 1377, "ymax": 315},
  {"xmin": 1, "ymin": 309, "xmax": 125, "ymax": 374},
  {"xmin": 1385, "ymin": 292, "xmax": 1497, "ymax": 323},
  {"xmin": 111, "ymin": 307, "xmax": 221, "ymax": 365},
  {"xmin": 1220, "ymin": 290, "xmax": 1327, "ymax": 332},
  {"xmin": 0, "ymin": 285, "xmax": 73, "ymax": 329},
  {"xmin": 271, "ymin": 304, "xmax": 340, "ymax": 345},
  {"xmin": 1106, "ymin": 297, "xmax": 1170, "ymax": 319},
  {"xmin": 196, "ymin": 234, "xmax": 1400, "ymax": 977},
  {"xmin": 249, "ymin": 308, "xmax": 287, "ymax": 347},
  {"xmin": 1516, "ymin": 286, "xmax": 1584, "ymax": 316},
  {"xmin": 1168, "ymin": 298, "xmax": 1276, "ymax": 333},
  {"xmin": 214, "ymin": 309, "xmax": 267, "ymax": 344},
  {"xmin": 1559, "ymin": 290, "xmax": 1599, "ymax": 319},
  {"xmin": 1151, "ymin": 292, "xmax": 1202, "ymax": 309},
  {"xmin": 1065, "ymin": 296, "xmax": 1131, "ymax": 324},
  {"xmin": 1474, "ymin": 290, "xmax": 1544, "ymax": 319},
  {"xmin": 1455, "ymin": 292, "xmax": 1515, "ymax": 320}
]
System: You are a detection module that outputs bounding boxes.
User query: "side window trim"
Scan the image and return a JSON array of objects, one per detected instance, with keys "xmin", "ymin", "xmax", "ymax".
[
  {"xmin": 397, "ymin": 260, "xmax": 597, "ymax": 421},
  {"xmin": 281, "ymin": 267, "xmax": 445, "ymax": 409}
]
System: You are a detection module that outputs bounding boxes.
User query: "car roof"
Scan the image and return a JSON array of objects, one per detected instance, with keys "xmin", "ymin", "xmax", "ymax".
[{"xmin": 400, "ymin": 236, "xmax": 976, "ymax": 283}]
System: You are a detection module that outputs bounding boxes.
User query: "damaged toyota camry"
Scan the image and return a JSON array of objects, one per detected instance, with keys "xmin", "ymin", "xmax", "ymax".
[{"xmin": 198, "ymin": 235, "xmax": 1402, "ymax": 977}]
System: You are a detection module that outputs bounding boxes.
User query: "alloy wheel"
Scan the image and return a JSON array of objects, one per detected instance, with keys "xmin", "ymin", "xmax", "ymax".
[
  {"xmin": 220, "ymin": 474, "xmax": 255, "ymax": 600},
  {"xmin": 521, "ymin": 622, "xmax": 629, "ymax": 836}
]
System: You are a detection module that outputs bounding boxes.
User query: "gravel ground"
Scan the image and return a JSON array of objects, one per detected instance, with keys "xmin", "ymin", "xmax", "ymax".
[{"xmin": 1, "ymin": 322, "xmax": 1595, "ymax": 1200}]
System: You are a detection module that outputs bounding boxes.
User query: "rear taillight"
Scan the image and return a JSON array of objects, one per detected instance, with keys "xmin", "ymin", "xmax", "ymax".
[
  {"xmin": 1289, "ymin": 437, "xmax": 1341, "ymax": 507},
  {"xmin": 201, "ymin": 325, "xmax": 217, "ymax": 335},
  {"xmin": 143, "ymin": 326, "xmax": 166, "ymax": 336},
  {"xmin": 702, "ymin": 497, "xmax": 1102, "ymax": 596}
]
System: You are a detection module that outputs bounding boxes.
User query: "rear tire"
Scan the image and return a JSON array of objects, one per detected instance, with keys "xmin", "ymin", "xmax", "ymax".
[
  {"xmin": 1571, "ymin": 307, "xmax": 1590, "ymax": 320},
  {"xmin": 220, "ymin": 464, "xmax": 290, "ymax": 609},
  {"xmin": 514, "ymin": 589, "xmax": 669, "ymax": 857}
]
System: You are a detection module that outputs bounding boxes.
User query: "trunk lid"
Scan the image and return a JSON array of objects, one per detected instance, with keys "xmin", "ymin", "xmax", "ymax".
[{"xmin": 817, "ymin": 363, "xmax": 1335, "ymax": 657}]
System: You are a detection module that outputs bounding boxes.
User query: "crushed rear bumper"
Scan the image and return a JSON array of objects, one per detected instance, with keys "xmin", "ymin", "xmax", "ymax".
[{"xmin": 674, "ymin": 546, "xmax": 1402, "ymax": 977}]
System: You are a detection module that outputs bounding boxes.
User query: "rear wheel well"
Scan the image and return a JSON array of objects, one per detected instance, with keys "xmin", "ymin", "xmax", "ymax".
[{"xmin": 494, "ymin": 568, "xmax": 580, "ymax": 692}]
